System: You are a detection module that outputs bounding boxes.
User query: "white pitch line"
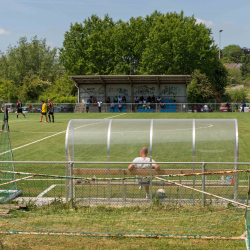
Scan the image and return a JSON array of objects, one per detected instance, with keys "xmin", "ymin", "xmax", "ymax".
[
  {"xmin": 0, "ymin": 113, "xmax": 127, "ymax": 156},
  {"xmin": 37, "ymin": 184, "xmax": 57, "ymax": 197}
]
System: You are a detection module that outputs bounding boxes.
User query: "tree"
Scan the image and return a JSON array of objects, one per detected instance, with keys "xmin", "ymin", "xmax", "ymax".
[
  {"xmin": 139, "ymin": 11, "xmax": 228, "ymax": 100},
  {"xmin": 60, "ymin": 11, "xmax": 228, "ymax": 100},
  {"xmin": 221, "ymin": 45, "xmax": 245, "ymax": 63},
  {"xmin": 241, "ymin": 55, "xmax": 250, "ymax": 78},
  {"xmin": 60, "ymin": 15, "xmax": 116, "ymax": 75},
  {"xmin": 20, "ymin": 75, "xmax": 52, "ymax": 101},
  {"xmin": 0, "ymin": 36, "xmax": 61, "ymax": 86},
  {"xmin": 228, "ymin": 88, "xmax": 247, "ymax": 102},
  {"xmin": 187, "ymin": 70, "xmax": 215, "ymax": 103},
  {"xmin": 0, "ymin": 78, "xmax": 18, "ymax": 101}
]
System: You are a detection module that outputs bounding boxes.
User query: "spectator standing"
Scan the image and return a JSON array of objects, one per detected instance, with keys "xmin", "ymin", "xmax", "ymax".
[
  {"xmin": 241, "ymin": 100, "xmax": 246, "ymax": 112},
  {"xmin": 135, "ymin": 97, "xmax": 139, "ymax": 103},
  {"xmin": 235, "ymin": 101, "xmax": 238, "ymax": 112},
  {"xmin": 147, "ymin": 96, "xmax": 151, "ymax": 103},
  {"xmin": 92, "ymin": 96, "xmax": 97, "ymax": 104},
  {"xmin": 114, "ymin": 96, "xmax": 118, "ymax": 103},
  {"xmin": 118, "ymin": 103, "xmax": 122, "ymax": 112},
  {"xmin": 173, "ymin": 96, "xmax": 177, "ymax": 102},
  {"xmin": 118, "ymin": 96, "xmax": 122, "ymax": 103},
  {"xmin": 111, "ymin": 102, "xmax": 115, "ymax": 110},
  {"xmin": 194, "ymin": 105, "xmax": 197, "ymax": 113},
  {"xmin": 16, "ymin": 99, "xmax": 26, "ymax": 118},
  {"xmin": 152, "ymin": 95, "xmax": 156, "ymax": 103},
  {"xmin": 157, "ymin": 97, "xmax": 161, "ymax": 103},
  {"xmin": 97, "ymin": 100, "xmax": 102, "ymax": 113},
  {"xmin": 122, "ymin": 95, "xmax": 126, "ymax": 103},
  {"xmin": 106, "ymin": 97, "xmax": 110, "ymax": 103},
  {"xmin": 86, "ymin": 101, "xmax": 89, "ymax": 113},
  {"xmin": 88, "ymin": 96, "xmax": 92, "ymax": 103}
]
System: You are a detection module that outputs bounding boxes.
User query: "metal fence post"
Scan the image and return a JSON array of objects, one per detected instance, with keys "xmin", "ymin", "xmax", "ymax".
[
  {"xmin": 122, "ymin": 169, "xmax": 126, "ymax": 205},
  {"xmin": 179, "ymin": 169, "xmax": 182, "ymax": 201},
  {"xmin": 202, "ymin": 163, "xmax": 206, "ymax": 207},
  {"xmin": 70, "ymin": 162, "xmax": 74, "ymax": 206}
]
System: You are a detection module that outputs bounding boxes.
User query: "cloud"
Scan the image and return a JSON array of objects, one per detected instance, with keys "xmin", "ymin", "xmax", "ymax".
[
  {"xmin": 195, "ymin": 17, "xmax": 214, "ymax": 28},
  {"xmin": 0, "ymin": 28, "xmax": 11, "ymax": 35},
  {"xmin": 219, "ymin": 21, "xmax": 235, "ymax": 25}
]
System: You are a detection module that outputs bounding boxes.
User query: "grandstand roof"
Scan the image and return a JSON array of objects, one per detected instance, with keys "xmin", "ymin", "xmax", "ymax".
[{"xmin": 69, "ymin": 75, "xmax": 191, "ymax": 85}]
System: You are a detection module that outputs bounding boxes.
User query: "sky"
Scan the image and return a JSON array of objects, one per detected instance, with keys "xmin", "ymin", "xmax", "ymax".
[{"xmin": 0, "ymin": 0, "xmax": 250, "ymax": 53}]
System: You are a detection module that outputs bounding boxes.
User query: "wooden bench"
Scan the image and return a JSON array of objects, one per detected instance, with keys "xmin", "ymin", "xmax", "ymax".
[{"xmin": 73, "ymin": 168, "xmax": 234, "ymax": 187}]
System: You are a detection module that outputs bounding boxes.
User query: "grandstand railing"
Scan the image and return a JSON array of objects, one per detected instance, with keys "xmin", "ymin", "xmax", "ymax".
[{"xmin": 2, "ymin": 102, "xmax": 249, "ymax": 113}]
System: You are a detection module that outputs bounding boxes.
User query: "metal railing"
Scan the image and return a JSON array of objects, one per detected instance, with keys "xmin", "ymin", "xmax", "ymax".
[
  {"xmin": 2, "ymin": 102, "xmax": 249, "ymax": 114},
  {"xmin": 0, "ymin": 160, "xmax": 248, "ymax": 207}
]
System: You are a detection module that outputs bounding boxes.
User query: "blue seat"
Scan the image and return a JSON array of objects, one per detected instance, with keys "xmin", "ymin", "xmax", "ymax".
[
  {"xmin": 173, "ymin": 109, "xmax": 176, "ymax": 112},
  {"xmin": 122, "ymin": 109, "xmax": 126, "ymax": 112},
  {"xmin": 110, "ymin": 109, "xmax": 113, "ymax": 113},
  {"xmin": 160, "ymin": 109, "xmax": 164, "ymax": 112},
  {"xmin": 165, "ymin": 109, "xmax": 168, "ymax": 112},
  {"xmin": 138, "ymin": 109, "xmax": 141, "ymax": 113},
  {"xmin": 146, "ymin": 109, "xmax": 150, "ymax": 113},
  {"xmin": 150, "ymin": 109, "xmax": 153, "ymax": 112},
  {"xmin": 169, "ymin": 104, "xmax": 172, "ymax": 108},
  {"xmin": 138, "ymin": 105, "xmax": 142, "ymax": 109},
  {"xmin": 165, "ymin": 104, "xmax": 169, "ymax": 108},
  {"xmin": 114, "ymin": 109, "xmax": 118, "ymax": 113},
  {"xmin": 169, "ymin": 99, "xmax": 173, "ymax": 103},
  {"xmin": 142, "ymin": 109, "xmax": 145, "ymax": 113},
  {"xmin": 169, "ymin": 109, "xmax": 173, "ymax": 112},
  {"xmin": 165, "ymin": 99, "xmax": 169, "ymax": 103},
  {"xmin": 122, "ymin": 106, "xmax": 126, "ymax": 109}
]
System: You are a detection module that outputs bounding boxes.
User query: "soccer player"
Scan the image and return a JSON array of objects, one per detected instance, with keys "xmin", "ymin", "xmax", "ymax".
[
  {"xmin": 40, "ymin": 100, "xmax": 48, "ymax": 122},
  {"xmin": 128, "ymin": 147, "xmax": 160, "ymax": 199},
  {"xmin": 1, "ymin": 104, "xmax": 9, "ymax": 132},
  {"xmin": 16, "ymin": 99, "xmax": 26, "ymax": 118},
  {"xmin": 48, "ymin": 99, "xmax": 54, "ymax": 123}
]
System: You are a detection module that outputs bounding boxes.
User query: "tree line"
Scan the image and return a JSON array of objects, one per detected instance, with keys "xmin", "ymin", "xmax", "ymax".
[{"xmin": 0, "ymin": 11, "xmax": 249, "ymax": 103}]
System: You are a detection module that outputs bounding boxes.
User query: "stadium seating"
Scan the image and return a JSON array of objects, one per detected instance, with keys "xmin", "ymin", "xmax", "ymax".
[
  {"xmin": 146, "ymin": 109, "xmax": 149, "ymax": 112},
  {"xmin": 138, "ymin": 105, "xmax": 142, "ymax": 109},
  {"xmin": 138, "ymin": 109, "xmax": 141, "ymax": 113},
  {"xmin": 110, "ymin": 109, "xmax": 113, "ymax": 113},
  {"xmin": 160, "ymin": 109, "xmax": 164, "ymax": 112},
  {"xmin": 142, "ymin": 109, "xmax": 145, "ymax": 113},
  {"xmin": 150, "ymin": 109, "xmax": 153, "ymax": 112},
  {"xmin": 169, "ymin": 99, "xmax": 173, "ymax": 103},
  {"xmin": 122, "ymin": 109, "xmax": 126, "ymax": 112}
]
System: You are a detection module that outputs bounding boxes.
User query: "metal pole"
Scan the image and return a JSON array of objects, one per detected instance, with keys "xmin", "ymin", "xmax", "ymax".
[
  {"xmin": 219, "ymin": 30, "xmax": 223, "ymax": 59},
  {"xmin": 202, "ymin": 163, "xmax": 206, "ymax": 207},
  {"xmin": 234, "ymin": 119, "xmax": 239, "ymax": 201},
  {"xmin": 150, "ymin": 119, "xmax": 154, "ymax": 201},
  {"xmin": 193, "ymin": 119, "xmax": 196, "ymax": 202},
  {"xmin": 70, "ymin": 162, "xmax": 73, "ymax": 206},
  {"xmin": 107, "ymin": 120, "xmax": 113, "ymax": 203}
]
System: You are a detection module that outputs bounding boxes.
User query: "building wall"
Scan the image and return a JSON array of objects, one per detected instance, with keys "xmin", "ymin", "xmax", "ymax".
[{"xmin": 79, "ymin": 83, "xmax": 187, "ymax": 103}]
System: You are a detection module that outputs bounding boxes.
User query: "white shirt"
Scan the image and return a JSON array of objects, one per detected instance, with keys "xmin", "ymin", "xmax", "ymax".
[
  {"xmin": 97, "ymin": 101, "xmax": 102, "ymax": 107},
  {"xmin": 132, "ymin": 157, "xmax": 155, "ymax": 169},
  {"xmin": 118, "ymin": 97, "xmax": 122, "ymax": 103}
]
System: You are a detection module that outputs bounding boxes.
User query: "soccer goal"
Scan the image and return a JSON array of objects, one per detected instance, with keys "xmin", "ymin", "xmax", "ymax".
[{"xmin": 0, "ymin": 102, "xmax": 22, "ymax": 202}]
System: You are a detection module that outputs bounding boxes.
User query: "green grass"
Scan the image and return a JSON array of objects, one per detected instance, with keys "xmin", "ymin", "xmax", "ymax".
[{"xmin": 1, "ymin": 112, "xmax": 250, "ymax": 249}]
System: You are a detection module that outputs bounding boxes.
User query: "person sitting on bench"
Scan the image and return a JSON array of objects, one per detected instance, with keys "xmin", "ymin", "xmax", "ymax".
[{"xmin": 128, "ymin": 147, "xmax": 160, "ymax": 199}]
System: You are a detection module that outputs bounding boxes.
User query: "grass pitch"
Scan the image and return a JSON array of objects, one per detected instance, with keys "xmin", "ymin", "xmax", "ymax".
[{"xmin": 2, "ymin": 112, "xmax": 250, "ymax": 249}]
